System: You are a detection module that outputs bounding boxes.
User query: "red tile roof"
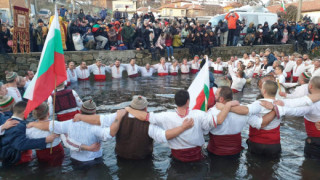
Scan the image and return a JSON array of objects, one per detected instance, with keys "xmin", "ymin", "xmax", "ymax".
[{"xmin": 267, "ymin": 0, "xmax": 320, "ymax": 13}]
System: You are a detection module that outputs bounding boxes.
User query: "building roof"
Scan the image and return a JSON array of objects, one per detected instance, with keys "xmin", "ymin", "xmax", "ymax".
[
  {"xmin": 181, "ymin": 4, "xmax": 204, "ymax": 10},
  {"xmin": 267, "ymin": 0, "xmax": 320, "ymax": 13},
  {"xmin": 137, "ymin": 7, "xmax": 160, "ymax": 13},
  {"xmin": 224, "ymin": 2, "xmax": 243, "ymax": 8},
  {"xmin": 159, "ymin": 4, "xmax": 185, "ymax": 9}
]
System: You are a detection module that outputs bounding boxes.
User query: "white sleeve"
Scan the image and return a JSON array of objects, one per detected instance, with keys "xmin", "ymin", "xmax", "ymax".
[
  {"xmin": 93, "ymin": 126, "xmax": 112, "ymax": 141},
  {"xmin": 60, "ymin": 134, "xmax": 81, "ymax": 151},
  {"xmin": 100, "ymin": 113, "xmax": 117, "ymax": 128},
  {"xmin": 66, "ymin": 70, "xmax": 70, "ymax": 82},
  {"xmin": 283, "ymin": 96, "xmax": 313, "ymax": 108},
  {"xmin": 286, "ymin": 86, "xmax": 305, "ymax": 99},
  {"xmin": 72, "ymin": 90, "xmax": 83, "ymax": 108},
  {"xmin": 0, "ymin": 125, "xmax": 4, "ymax": 136},
  {"xmin": 247, "ymin": 115, "xmax": 262, "ymax": 129},
  {"xmin": 148, "ymin": 112, "xmax": 164, "ymax": 127},
  {"xmin": 88, "ymin": 64, "xmax": 94, "ymax": 73},
  {"xmin": 49, "ymin": 120, "xmax": 70, "ymax": 134},
  {"xmin": 200, "ymin": 110, "xmax": 217, "ymax": 131},
  {"xmin": 105, "ymin": 66, "xmax": 111, "ymax": 73},
  {"xmin": 246, "ymin": 101, "xmax": 262, "ymax": 116},
  {"xmin": 47, "ymin": 97, "xmax": 54, "ymax": 119},
  {"xmin": 228, "ymin": 65, "xmax": 236, "ymax": 79},
  {"xmin": 278, "ymin": 105, "xmax": 312, "ymax": 117},
  {"xmin": 148, "ymin": 124, "xmax": 167, "ymax": 143}
]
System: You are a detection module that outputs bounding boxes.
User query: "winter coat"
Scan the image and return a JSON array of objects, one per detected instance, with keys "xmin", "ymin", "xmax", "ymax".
[
  {"xmin": 173, "ymin": 35, "xmax": 183, "ymax": 47},
  {"xmin": 121, "ymin": 25, "xmax": 135, "ymax": 42},
  {"xmin": 225, "ymin": 12, "xmax": 239, "ymax": 30}
]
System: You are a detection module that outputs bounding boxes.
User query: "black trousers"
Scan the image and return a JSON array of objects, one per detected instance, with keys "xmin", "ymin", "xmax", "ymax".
[
  {"xmin": 304, "ymin": 137, "xmax": 320, "ymax": 159},
  {"xmin": 246, "ymin": 139, "xmax": 281, "ymax": 158},
  {"xmin": 227, "ymin": 29, "xmax": 236, "ymax": 46}
]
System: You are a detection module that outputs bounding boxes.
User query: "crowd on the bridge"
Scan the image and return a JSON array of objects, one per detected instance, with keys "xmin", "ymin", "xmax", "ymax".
[
  {"xmin": 1, "ymin": 5, "xmax": 320, "ymax": 59},
  {"xmin": 0, "ymin": 47, "xmax": 320, "ymax": 167}
]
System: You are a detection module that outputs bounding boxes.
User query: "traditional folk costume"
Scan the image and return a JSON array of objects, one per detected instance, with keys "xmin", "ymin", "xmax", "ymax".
[
  {"xmin": 169, "ymin": 65, "xmax": 179, "ymax": 76},
  {"xmin": 292, "ymin": 63, "xmax": 308, "ymax": 83},
  {"xmin": 281, "ymin": 61, "xmax": 295, "ymax": 82},
  {"xmin": 88, "ymin": 64, "xmax": 108, "ymax": 81},
  {"xmin": 146, "ymin": 109, "xmax": 217, "ymax": 162},
  {"xmin": 309, "ymin": 66, "xmax": 320, "ymax": 77},
  {"xmin": 207, "ymin": 107, "xmax": 261, "ymax": 156},
  {"xmin": 48, "ymin": 88, "xmax": 82, "ymax": 121},
  {"xmin": 0, "ymin": 116, "xmax": 47, "ymax": 166},
  {"xmin": 245, "ymin": 67, "xmax": 254, "ymax": 79},
  {"xmin": 180, "ymin": 64, "xmax": 190, "ymax": 74},
  {"xmin": 276, "ymin": 74, "xmax": 286, "ymax": 84},
  {"xmin": 246, "ymin": 99, "xmax": 283, "ymax": 157},
  {"xmin": 6, "ymin": 87, "xmax": 22, "ymax": 103},
  {"xmin": 123, "ymin": 64, "xmax": 140, "ymax": 78},
  {"xmin": 286, "ymin": 84, "xmax": 309, "ymax": 99},
  {"xmin": 190, "ymin": 60, "xmax": 200, "ymax": 74},
  {"xmin": 138, "ymin": 67, "xmax": 155, "ymax": 77},
  {"xmin": 252, "ymin": 63, "xmax": 261, "ymax": 78},
  {"xmin": 211, "ymin": 62, "xmax": 226, "ymax": 75},
  {"xmin": 67, "ymin": 68, "xmax": 78, "ymax": 85},
  {"xmin": 228, "ymin": 65, "xmax": 246, "ymax": 93},
  {"xmin": 153, "ymin": 63, "xmax": 171, "ymax": 76},
  {"xmin": 106, "ymin": 66, "xmax": 126, "ymax": 79},
  {"xmin": 75, "ymin": 66, "xmax": 90, "ymax": 81},
  {"xmin": 279, "ymin": 96, "xmax": 319, "ymax": 158},
  {"xmin": 26, "ymin": 123, "xmax": 64, "ymax": 166}
]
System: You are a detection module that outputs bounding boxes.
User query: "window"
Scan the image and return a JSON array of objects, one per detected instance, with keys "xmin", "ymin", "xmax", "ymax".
[
  {"xmin": 170, "ymin": 9, "xmax": 173, "ymax": 16},
  {"xmin": 181, "ymin": 10, "xmax": 185, "ymax": 15},
  {"xmin": 195, "ymin": 11, "xmax": 198, "ymax": 16}
]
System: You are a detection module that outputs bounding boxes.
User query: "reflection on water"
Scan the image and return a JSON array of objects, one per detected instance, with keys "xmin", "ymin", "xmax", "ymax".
[{"xmin": 1, "ymin": 74, "xmax": 320, "ymax": 180}]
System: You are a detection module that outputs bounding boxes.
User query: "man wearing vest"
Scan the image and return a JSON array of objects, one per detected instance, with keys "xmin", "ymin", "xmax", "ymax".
[
  {"xmin": 72, "ymin": 95, "xmax": 195, "ymax": 160},
  {"xmin": 125, "ymin": 90, "xmax": 236, "ymax": 162},
  {"xmin": 0, "ymin": 101, "xmax": 57, "ymax": 166},
  {"xmin": 48, "ymin": 82, "xmax": 83, "ymax": 121}
]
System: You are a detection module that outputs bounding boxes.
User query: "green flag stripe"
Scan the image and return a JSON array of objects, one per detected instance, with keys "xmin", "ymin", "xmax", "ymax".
[{"xmin": 37, "ymin": 29, "xmax": 64, "ymax": 78}]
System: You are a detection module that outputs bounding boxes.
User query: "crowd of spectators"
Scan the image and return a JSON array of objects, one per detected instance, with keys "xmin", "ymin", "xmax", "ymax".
[{"xmin": 0, "ymin": 5, "xmax": 319, "ymax": 60}]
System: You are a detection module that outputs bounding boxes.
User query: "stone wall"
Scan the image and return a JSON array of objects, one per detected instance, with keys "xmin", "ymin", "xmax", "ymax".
[{"xmin": 0, "ymin": 44, "xmax": 294, "ymax": 80}]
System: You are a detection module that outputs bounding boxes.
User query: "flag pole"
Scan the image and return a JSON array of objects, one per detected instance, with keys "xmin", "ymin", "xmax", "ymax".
[
  {"xmin": 277, "ymin": 79, "xmax": 282, "ymax": 93},
  {"xmin": 50, "ymin": 76, "xmax": 57, "ymax": 154}
]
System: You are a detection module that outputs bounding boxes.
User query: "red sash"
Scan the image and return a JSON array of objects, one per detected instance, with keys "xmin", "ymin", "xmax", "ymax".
[
  {"xmin": 191, "ymin": 69, "xmax": 198, "ymax": 74},
  {"xmin": 292, "ymin": 76, "xmax": 299, "ymax": 83},
  {"xmin": 67, "ymin": 81, "xmax": 71, "ymax": 86},
  {"xmin": 249, "ymin": 125, "xmax": 280, "ymax": 144},
  {"xmin": 208, "ymin": 133, "xmax": 243, "ymax": 156},
  {"xmin": 158, "ymin": 73, "xmax": 168, "ymax": 76},
  {"xmin": 253, "ymin": 73, "xmax": 258, "ymax": 78},
  {"xmin": 171, "ymin": 146, "xmax": 203, "ymax": 162},
  {"xmin": 286, "ymin": 72, "xmax": 292, "ymax": 78},
  {"xmin": 16, "ymin": 150, "xmax": 33, "ymax": 165},
  {"xmin": 170, "ymin": 72, "xmax": 178, "ymax": 76},
  {"xmin": 36, "ymin": 143, "xmax": 65, "ymax": 166},
  {"xmin": 232, "ymin": 89, "xmax": 239, "ymax": 93},
  {"xmin": 57, "ymin": 110, "xmax": 80, "ymax": 121},
  {"xmin": 78, "ymin": 78, "xmax": 89, "ymax": 81},
  {"xmin": 213, "ymin": 70, "xmax": 223, "ymax": 74},
  {"xmin": 129, "ymin": 73, "xmax": 139, "ymax": 78},
  {"xmin": 181, "ymin": 72, "xmax": 190, "ymax": 74},
  {"xmin": 304, "ymin": 118, "xmax": 320, "ymax": 137},
  {"xmin": 94, "ymin": 75, "xmax": 106, "ymax": 81}
]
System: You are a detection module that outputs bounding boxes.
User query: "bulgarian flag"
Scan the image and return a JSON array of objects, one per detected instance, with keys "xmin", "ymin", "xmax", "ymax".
[
  {"xmin": 280, "ymin": 0, "xmax": 287, "ymax": 14},
  {"xmin": 188, "ymin": 57, "xmax": 215, "ymax": 111},
  {"xmin": 24, "ymin": 6, "xmax": 67, "ymax": 119}
]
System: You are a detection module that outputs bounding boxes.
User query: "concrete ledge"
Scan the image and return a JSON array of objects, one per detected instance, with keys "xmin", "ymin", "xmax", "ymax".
[{"xmin": 0, "ymin": 44, "xmax": 294, "ymax": 79}]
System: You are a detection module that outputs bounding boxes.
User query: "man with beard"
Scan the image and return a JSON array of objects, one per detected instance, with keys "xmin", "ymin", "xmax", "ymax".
[
  {"xmin": 106, "ymin": 60, "xmax": 126, "ymax": 79},
  {"xmin": 76, "ymin": 61, "xmax": 90, "ymax": 81}
]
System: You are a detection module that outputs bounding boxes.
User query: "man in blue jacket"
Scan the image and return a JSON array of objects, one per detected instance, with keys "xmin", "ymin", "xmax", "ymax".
[
  {"xmin": 0, "ymin": 101, "xmax": 57, "ymax": 166},
  {"xmin": 265, "ymin": 48, "xmax": 277, "ymax": 67}
]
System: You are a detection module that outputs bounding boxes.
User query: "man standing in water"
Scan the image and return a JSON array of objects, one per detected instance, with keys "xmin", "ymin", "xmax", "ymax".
[
  {"xmin": 89, "ymin": 59, "xmax": 108, "ymax": 81},
  {"xmin": 76, "ymin": 61, "xmax": 90, "ymax": 81},
  {"xmin": 125, "ymin": 90, "xmax": 237, "ymax": 162}
]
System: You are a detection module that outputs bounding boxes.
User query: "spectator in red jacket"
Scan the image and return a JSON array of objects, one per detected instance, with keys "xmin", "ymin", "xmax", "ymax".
[
  {"xmin": 225, "ymin": 11, "xmax": 239, "ymax": 46},
  {"xmin": 165, "ymin": 33, "xmax": 174, "ymax": 61}
]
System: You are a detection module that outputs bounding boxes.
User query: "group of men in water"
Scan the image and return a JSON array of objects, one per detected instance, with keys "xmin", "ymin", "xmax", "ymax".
[{"xmin": 0, "ymin": 48, "xmax": 320, "ymax": 167}]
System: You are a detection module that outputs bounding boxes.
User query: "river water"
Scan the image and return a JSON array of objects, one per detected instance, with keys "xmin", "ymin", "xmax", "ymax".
[{"xmin": 1, "ymin": 74, "xmax": 320, "ymax": 180}]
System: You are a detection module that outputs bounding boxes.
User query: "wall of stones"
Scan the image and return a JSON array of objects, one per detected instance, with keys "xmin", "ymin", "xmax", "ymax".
[{"xmin": 0, "ymin": 44, "xmax": 294, "ymax": 80}]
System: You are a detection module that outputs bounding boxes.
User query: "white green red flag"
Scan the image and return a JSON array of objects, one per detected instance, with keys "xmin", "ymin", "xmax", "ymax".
[
  {"xmin": 280, "ymin": 0, "xmax": 287, "ymax": 14},
  {"xmin": 24, "ymin": 6, "xmax": 67, "ymax": 118},
  {"xmin": 188, "ymin": 58, "xmax": 215, "ymax": 111}
]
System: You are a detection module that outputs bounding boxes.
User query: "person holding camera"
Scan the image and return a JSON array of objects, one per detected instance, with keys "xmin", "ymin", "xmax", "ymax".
[{"xmin": 225, "ymin": 11, "xmax": 239, "ymax": 46}]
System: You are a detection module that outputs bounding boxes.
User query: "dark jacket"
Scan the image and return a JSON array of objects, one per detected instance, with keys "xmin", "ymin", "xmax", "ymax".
[
  {"xmin": 0, "ymin": 111, "xmax": 13, "ymax": 125},
  {"xmin": 0, "ymin": 118, "xmax": 46, "ymax": 166},
  {"xmin": 121, "ymin": 25, "xmax": 135, "ymax": 42},
  {"xmin": 219, "ymin": 22, "xmax": 228, "ymax": 33},
  {"xmin": 267, "ymin": 53, "xmax": 277, "ymax": 66}
]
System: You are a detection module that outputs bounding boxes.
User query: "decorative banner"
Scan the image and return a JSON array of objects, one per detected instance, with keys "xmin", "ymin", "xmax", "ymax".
[{"xmin": 13, "ymin": 6, "xmax": 30, "ymax": 53}]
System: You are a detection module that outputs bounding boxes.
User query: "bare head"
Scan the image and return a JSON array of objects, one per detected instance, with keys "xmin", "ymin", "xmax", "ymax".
[
  {"xmin": 96, "ymin": 59, "xmax": 102, "ymax": 67},
  {"xmin": 145, "ymin": 63, "xmax": 150, "ymax": 70},
  {"xmin": 115, "ymin": 60, "xmax": 121, "ymax": 67},
  {"xmin": 16, "ymin": 76, "xmax": 26, "ymax": 88},
  {"xmin": 308, "ymin": 76, "xmax": 320, "ymax": 94},
  {"xmin": 261, "ymin": 80, "xmax": 278, "ymax": 98},
  {"xmin": 160, "ymin": 57, "xmax": 166, "ymax": 64},
  {"xmin": 130, "ymin": 58, "xmax": 136, "ymax": 65},
  {"xmin": 68, "ymin": 61, "xmax": 75, "ymax": 70},
  {"xmin": 26, "ymin": 70, "xmax": 34, "ymax": 80},
  {"xmin": 32, "ymin": 102, "xmax": 49, "ymax": 120},
  {"xmin": 0, "ymin": 82, "xmax": 8, "ymax": 96},
  {"xmin": 215, "ymin": 86, "xmax": 233, "ymax": 104},
  {"xmin": 80, "ymin": 61, "xmax": 87, "ymax": 69},
  {"xmin": 216, "ymin": 57, "xmax": 221, "ymax": 63}
]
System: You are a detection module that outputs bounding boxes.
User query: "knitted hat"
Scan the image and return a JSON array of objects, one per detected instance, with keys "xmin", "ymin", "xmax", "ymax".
[
  {"xmin": 130, "ymin": 96, "xmax": 148, "ymax": 110},
  {"xmin": 81, "ymin": 100, "xmax": 96, "ymax": 114},
  {"xmin": 0, "ymin": 96, "xmax": 15, "ymax": 109},
  {"xmin": 301, "ymin": 72, "xmax": 312, "ymax": 80},
  {"xmin": 38, "ymin": 19, "xmax": 43, "ymax": 23},
  {"xmin": 6, "ymin": 72, "xmax": 17, "ymax": 82}
]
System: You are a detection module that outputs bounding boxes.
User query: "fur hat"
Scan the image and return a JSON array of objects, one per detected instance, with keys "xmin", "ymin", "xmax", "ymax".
[
  {"xmin": 130, "ymin": 96, "xmax": 148, "ymax": 110},
  {"xmin": 6, "ymin": 72, "xmax": 17, "ymax": 82},
  {"xmin": 81, "ymin": 100, "xmax": 96, "ymax": 114},
  {"xmin": 0, "ymin": 96, "xmax": 15, "ymax": 110}
]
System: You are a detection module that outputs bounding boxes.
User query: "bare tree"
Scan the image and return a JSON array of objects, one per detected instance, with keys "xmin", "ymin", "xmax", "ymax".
[{"xmin": 277, "ymin": 5, "xmax": 297, "ymax": 21}]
